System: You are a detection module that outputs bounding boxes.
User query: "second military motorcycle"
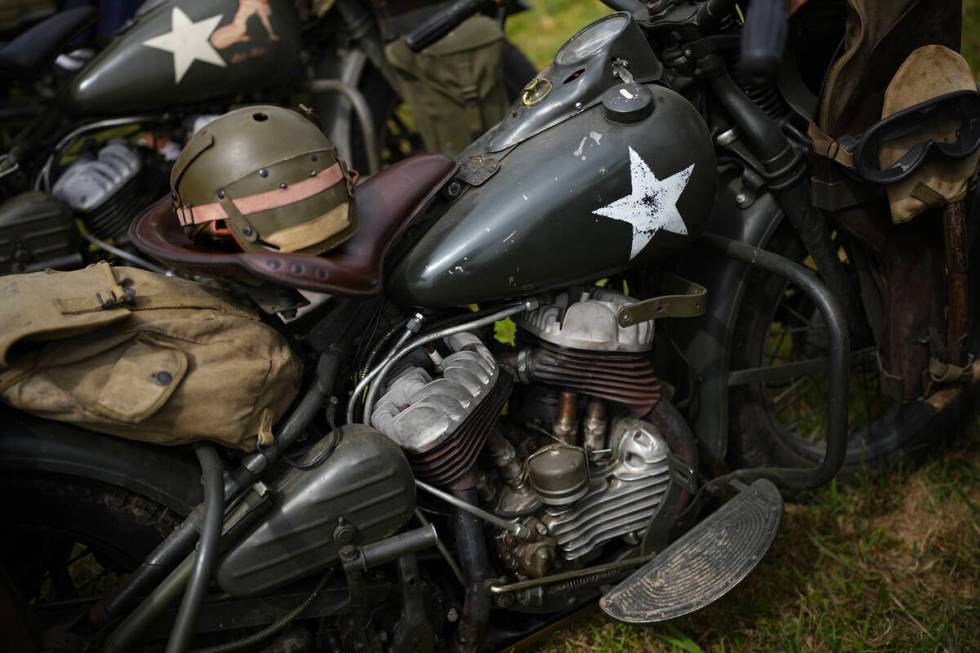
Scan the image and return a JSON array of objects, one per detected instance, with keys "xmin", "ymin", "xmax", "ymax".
[
  {"xmin": 1, "ymin": 0, "xmax": 978, "ymax": 651},
  {"xmin": 0, "ymin": 0, "xmax": 535, "ymax": 276}
]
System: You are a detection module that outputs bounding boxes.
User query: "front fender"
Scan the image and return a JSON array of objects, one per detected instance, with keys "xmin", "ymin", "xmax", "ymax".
[
  {"xmin": 0, "ymin": 406, "xmax": 201, "ymax": 515},
  {"xmin": 669, "ymin": 174, "xmax": 784, "ymax": 464}
]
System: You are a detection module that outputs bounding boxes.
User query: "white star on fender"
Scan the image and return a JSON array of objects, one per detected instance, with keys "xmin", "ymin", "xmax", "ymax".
[
  {"xmin": 593, "ymin": 147, "xmax": 694, "ymax": 260},
  {"xmin": 143, "ymin": 7, "xmax": 225, "ymax": 84}
]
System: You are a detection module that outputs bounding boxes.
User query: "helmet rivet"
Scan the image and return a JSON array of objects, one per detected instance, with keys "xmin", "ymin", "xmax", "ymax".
[
  {"xmin": 217, "ymin": 190, "xmax": 225, "ymax": 199},
  {"xmin": 258, "ymin": 168, "xmax": 269, "ymax": 178},
  {"xmin": 242, "ymin": 226, "xmax": 254, "ymax": 237},
  {"xmin": 309, "ymin": 170, "xmax": 316, "ymax": 177},
  {"xmin": 291, "ymin": 264, "xmax": 303, "ymax": 274},
  {"xmin": 153, "ymin": 371, "xmax": 173, "ymax": 386},
  {"xmin": 279, "ymin": 182, "xmax": 288, "ymax": 189},
  {"xmin": 310, "ymin": 154, "xmax": 318, "ymax": 162}
]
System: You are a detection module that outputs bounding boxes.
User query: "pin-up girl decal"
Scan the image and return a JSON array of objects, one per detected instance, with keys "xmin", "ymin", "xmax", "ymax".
[{"xmin": 210, "ymin": 0, "xmax": 280, "ymax": 50}]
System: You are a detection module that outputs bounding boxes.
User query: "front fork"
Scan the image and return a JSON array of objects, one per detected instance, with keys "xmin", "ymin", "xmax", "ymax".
[{"xmin": 697, "ymin": 55, "xmax": 865, "ymax": 336}]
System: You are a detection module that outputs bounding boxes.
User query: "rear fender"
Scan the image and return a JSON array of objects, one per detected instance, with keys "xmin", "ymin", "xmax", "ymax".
[
  {"xmin": 0, "ymin": 407, "xmax": 202, "ymax": 515},
  {"xmin": 668, "ymin": 174, "xmax": 785, "ymax": 464}
]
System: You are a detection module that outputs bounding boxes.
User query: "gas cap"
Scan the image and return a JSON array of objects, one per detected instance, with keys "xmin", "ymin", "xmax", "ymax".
[{"xmin": 602, "ymin": 83, "xmax": 654, "ymax": 123}]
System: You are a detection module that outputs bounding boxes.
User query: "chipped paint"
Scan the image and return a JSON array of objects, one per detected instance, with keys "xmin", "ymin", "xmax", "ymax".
[{"xmin": 573, "ymin": 131, "xmax": 604, "ymax": 161}]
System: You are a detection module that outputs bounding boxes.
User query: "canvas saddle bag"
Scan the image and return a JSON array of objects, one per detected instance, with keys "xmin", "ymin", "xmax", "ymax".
[
  {"xmin": 385, "ymin": 14, "xmax": 509, "ymax": 157},
  {"xmin": 0, "ymin": 262, "xmax": 302, "ymax": 451}
]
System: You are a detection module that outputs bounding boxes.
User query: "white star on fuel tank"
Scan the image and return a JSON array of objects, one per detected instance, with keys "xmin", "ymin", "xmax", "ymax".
[
  {"xmin": 143, "ymin": 7, "xmax": 225, "ymax": 84},
  {"xmin": 593, "ymin": 147, "xmax": 694, "ymax": 260}
]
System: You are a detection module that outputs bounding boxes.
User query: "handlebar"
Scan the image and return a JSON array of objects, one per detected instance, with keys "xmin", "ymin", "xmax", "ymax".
[
  {"xmin": 403, "ymin": 0, "xmax": 649, "ymax": 53},
  {"xmin": 404, "ymin": 0, "xmax": 491, "ymax": 52},
  {"xmin": 599, "ymin": 0, "xmax": 646, "ymax": 12},
  {"xmin": 407, "ymin": 0, "xmax": 791, "ymax": 82},
  {"xmin": 739, "ymin": 0, "xmax": 789, "ymax": 84}
]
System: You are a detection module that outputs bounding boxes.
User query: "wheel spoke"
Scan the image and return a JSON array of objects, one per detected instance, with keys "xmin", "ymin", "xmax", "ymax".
[
  {"xmin": 780, "ymin": 302, "xmax": 822, "ymax": 330},
  {"xmin": 66, "ymin": 546, "xmax": 92, "ymax": 567},
  {"xmin": 73, "ymin": 567, "xmax": 112, "ymax": 595}
]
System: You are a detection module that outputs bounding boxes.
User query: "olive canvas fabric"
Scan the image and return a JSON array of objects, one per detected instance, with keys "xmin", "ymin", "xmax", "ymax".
[
  {"xmin": 386, "ymin": 15, "xmax": 510, "ymax": 156},
  {"xmin": 0, "ymin": 262, "xmax": 301, "ymax": 451}
]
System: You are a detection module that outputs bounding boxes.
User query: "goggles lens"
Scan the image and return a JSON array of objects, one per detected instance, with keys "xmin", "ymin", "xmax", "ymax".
[{"xmin": 854, "ymin": 90, "xmax": 980, "ymax": 184}]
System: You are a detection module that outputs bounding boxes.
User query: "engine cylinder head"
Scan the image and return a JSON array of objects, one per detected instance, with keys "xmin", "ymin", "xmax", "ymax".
[
  {"xmin": 372, "ymin": 331, "xmax": 509, "ymax": 489},
  {"xmin": 53, "ymin": 140, "xmax": 167, "ymax": 241},
  {"xmin": 541, "ymin": 417, "xmax": 672, "ymax": 560},
  {"xmin": 517, "ymin": 288, "xmax": 654, "ymax": 353}
]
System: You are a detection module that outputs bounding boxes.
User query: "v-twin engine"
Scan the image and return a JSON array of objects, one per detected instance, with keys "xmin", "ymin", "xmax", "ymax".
[{"xmin": 370, "ymin": 288, "xmax": 693, "ymax": 587}]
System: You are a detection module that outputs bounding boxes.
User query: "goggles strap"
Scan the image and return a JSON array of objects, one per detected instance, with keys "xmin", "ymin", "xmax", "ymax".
[
  {"xmin": 807, "ymin": 122, "xmax": 855, "ymax": 169},
  {"xmin": 910, "ymin": 182, "xmax": 951, "ymax": 208}
]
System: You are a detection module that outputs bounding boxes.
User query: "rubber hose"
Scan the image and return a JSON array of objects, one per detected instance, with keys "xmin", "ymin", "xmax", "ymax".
[
  {"xmin": 165, "ymin": 445, "xmax": 225, "ymax": 653},
  {"xmin": 451, "ymin": 488, "xmax": 491, "ymax": 653}
]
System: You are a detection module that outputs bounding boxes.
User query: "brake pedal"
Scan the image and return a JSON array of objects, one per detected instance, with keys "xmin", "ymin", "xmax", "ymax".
[{"xmin": 600, "ymin": 478, "xmax": 783, "ymax": 623}]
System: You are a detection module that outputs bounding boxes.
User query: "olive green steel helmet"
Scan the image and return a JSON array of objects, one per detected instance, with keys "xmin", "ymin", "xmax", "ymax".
[{"xmin": 171, "ymin": 105, "xmax": 358, "ymax": 255}]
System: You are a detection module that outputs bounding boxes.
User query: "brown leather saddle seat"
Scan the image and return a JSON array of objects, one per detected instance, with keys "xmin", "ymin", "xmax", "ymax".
[{"xmin": 130, "ymin": 154, "xmax": 457, "ymax": 296}]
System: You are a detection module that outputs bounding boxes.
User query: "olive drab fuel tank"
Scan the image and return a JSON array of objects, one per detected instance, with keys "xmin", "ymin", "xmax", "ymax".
[
  {"xmin": 66, "ymin": 0, "xmax": 301, "ymax": 115},
  {"xmin": 387, "ymin": 13, "xmax": 717, "ymax": 308}
]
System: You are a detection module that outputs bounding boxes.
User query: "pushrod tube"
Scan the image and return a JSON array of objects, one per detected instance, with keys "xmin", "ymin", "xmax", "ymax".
[{"xmin": 703, "ymin": 233, "xmax": 850, "ymax": 491}]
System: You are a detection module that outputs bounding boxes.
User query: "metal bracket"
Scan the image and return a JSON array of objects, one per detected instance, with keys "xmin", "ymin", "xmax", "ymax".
[
  {"xmin": 617, "ymin": 273, "xmax": 707, "ymax": 327},
  {"xmin": 339, "ymin": 526, "xmax": 439, "ymax": 653},
  {"xmin": 456, "ymin": 154, "xmax": 500, "ymax": 187},
  {"xmin": 640, "ymin": 454, "xmax": 697, "ymax": 556}
]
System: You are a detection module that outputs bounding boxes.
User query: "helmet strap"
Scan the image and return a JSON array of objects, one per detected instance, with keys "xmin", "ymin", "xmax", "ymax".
[{"xmin": 217, "ymin": 196, "xmax": 263, "ymax": 251}]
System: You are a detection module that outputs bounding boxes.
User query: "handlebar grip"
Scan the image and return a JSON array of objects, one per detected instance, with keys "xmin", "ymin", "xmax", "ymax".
[
  {"xmin": 404, "ymin": 0, "xmax": 490, "ymax": 53},
  {"xmin": 739, "ymin": 0, "xmax": 788, "ymax": 84}
]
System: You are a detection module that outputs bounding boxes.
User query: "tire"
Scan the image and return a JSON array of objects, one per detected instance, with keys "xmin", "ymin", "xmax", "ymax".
[
  {"xmin": 727, "ymin": 223, "xmax": 951, "ymax": 481},
  {"xmin": 0, "ymin": 473, "xmax": 179, "ymax": 614}
]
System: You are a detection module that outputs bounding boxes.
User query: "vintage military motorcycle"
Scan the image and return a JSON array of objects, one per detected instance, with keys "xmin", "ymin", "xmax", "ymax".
[
  {"xmin": 2, "ymin": 0, "xmax": 978, "ymax": 651},
  {"xmin": 0, "ymin": 0, "xmax": 535, "ymax": 275}
]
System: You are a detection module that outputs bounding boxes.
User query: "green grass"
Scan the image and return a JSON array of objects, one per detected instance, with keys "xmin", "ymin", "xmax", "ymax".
[
  {"xmin": 506, "ymin": 3, "xmax": 980, "ymax": 651},
  {"xmin": 507, "ymin": 0, "xmax": 611, "ymax": 69}
]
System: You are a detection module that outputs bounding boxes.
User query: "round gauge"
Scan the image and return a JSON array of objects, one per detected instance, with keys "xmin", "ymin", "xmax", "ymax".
[{"xmin": 554, "ymin": 13, "xmax": 630, "ymax": 66}]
